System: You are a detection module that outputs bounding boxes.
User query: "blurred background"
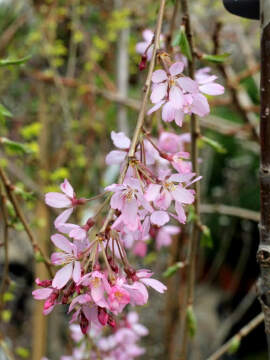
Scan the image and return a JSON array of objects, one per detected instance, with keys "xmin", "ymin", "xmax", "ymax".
[{"xmin": 0, "ymin": 0, "xmax": 264, "ymax": 359}]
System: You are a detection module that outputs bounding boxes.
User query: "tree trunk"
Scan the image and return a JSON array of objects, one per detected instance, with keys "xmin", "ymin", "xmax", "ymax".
[{"xmin": 257, "ymin": 1, "xmax": 270, "ymax": 357}]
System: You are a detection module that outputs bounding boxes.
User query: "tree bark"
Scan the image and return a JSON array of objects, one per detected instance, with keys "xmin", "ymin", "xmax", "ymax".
[{"xmin": 257, "ymin": 1, "xmax": 270, "ymax": 357}]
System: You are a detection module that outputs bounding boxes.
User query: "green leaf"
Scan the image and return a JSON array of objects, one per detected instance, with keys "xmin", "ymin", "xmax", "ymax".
[
  {"xmin": 200, "ymin": 136, "xmax": 227, "ymax": 154},
  {"xmin": 35, "ymin": 252, "xmax": 45, "ymax": 263},
  {"xmin": 144, "ymin": 252, "xmax": 157, "ymax": 265},
  {"xmin": 2, "ymin": 310, "xmax": 11, "ymax": 322},
  {"xmin": 201, "ymin": 225, "xmax": 213, "ymax": 248},
  {"xmin": 0, "ymin": 104, "xmax": 12, "ymax": 117},
  {"xmin": 163, "ymin": 262, "xmax": 185, "ymax": 278},
  {"xmin": 187, "ymin": 305, "xmax": 197, "ymax": 338},
  {"xmin": 228, "ymin": 336, "xmax": 241, "ymax": 354},
  {"xmin": 3, "ymin": 292, "xmax": 14, "ymax": 302},
  {"xmin": 187, "ymin": 205, "xmax": 197, "ymax": 223},
  {"xmin": 0, "ymin": 55, "xmax": 31, "ymax": 67},
  {"xmin": 202, "ymin": 53, "xmax": 230, "ymax": 63},
  {"xmin": 0, "ymin": 137, "xmax": 33, "ymax": 155},
  {"xmin": 172, "ymin": 26, "xmax": 192, "ymax": 61},
  {"xmin": 15, "ymin": 347, "xmax": 30, "ymax": 359}
]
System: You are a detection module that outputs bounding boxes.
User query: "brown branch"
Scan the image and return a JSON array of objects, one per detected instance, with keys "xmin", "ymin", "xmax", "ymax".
[
  {"xmin": 0, "ymin": 184, "xmax": 9, "ymax": 311},
  {"xmin": 206, "ymin": 312, "xmax": 264, "ymax": 360},
  {"xmin": 201, "ymin": 203, "xmax": 260, "ymax": 222},
  {"xmin": 0, "ymin": 167, "xmax": 53, "ymax": 277},
  {"xmin": 179, "ymin": 1, "xmax": 201, "ymax": 358}
]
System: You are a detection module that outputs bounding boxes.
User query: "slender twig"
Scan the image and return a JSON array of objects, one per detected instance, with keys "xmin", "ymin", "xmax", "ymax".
[
  {"xmin": 200, "ymin": 203, "xmax": 260, "ymax": 222},
  {"xmin": 0, "ymin": 184, "xmax": 9, "ymax": 311},
  {"xmin": 206, "ymin": 312, "xmax": 264, "ymax": 360},
  {"xmin": 0, "ymin": 167, "xmax": 53, "ymax": 276},
  {"xmin": 179, "ymin": 0, "xmax": 201, "ymax": 358}
]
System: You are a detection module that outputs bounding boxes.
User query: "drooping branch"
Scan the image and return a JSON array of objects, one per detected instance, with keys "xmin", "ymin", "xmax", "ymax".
[
  {"xmin": 0, "ymin": 167, "xmax": 53, "ymax": 277},
  {"xmin": 206, "ymin": 312, "xmax": 264, "ymax": 360}
]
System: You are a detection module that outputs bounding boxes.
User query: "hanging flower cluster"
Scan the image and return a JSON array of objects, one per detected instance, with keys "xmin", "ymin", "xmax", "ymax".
[
  {"xmin": 32, "ymin": 27, "xmax": 224, "ymax": 348},
  {"xmin": 59, "ymin": 311, "xmax": 148, "ymax": 360}
]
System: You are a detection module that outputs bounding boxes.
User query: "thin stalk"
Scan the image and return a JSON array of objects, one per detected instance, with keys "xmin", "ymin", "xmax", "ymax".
[
  {"xmin": 179, "ymin": 0, "xmax": 201, "ymax": 358},
  {"xmin": 0, "ymin": 167, "xmax": 53, "ymax": 277},
  {"xmin": 206, "ymin": 312, "xmax": 264, "ymax": 360}
]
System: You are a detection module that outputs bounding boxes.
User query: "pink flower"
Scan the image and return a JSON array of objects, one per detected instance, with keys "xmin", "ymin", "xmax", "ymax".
[
  {"xmin": 156, "ymin": 225, "xmax": 180, "ymax": 249},
  {"xmin": 145, "ymin": 173, "xmax": 199, "ymax": 224},
  {"xmin": 124, "ymin": 269, "xmax": 167, "ymax": 306},
  {"xmin": 50, "ymin": 234, "xmax": 82, "ymax": 289},
  {"xmin": 195, "ymin": 67, "xmax": 225, "ymax": 95},
  {"xmin": 158, "ymin": 132, "xmax": 190, "ymax": 154},
  {"xmin": 45, "ymin": 179, "xmax": 86, "ymax": 226},
  {"xmin": 136, "ymin": 29, "xmax": 164, "ymax": 61},
  {"xmin": 106, "ymin": 131, "xmax": 130, "ymax": 165},
  {"xmin": 108, "ymin": 283, "xmax": 130, "ymax": 315},
  {"xmin": 32, "ymin": 280, "xmax": 59, "ymax": 315},
  {"xmin": 105, "ymin": 177, "xmax": 153, "ymax": 231},
  {"xmin": 80, "ymin": 271, "xmax": 109, "ymax": 308},
  {"xmin": 148, "ymin": 62, "xmax": 224, "ymax": 124}
]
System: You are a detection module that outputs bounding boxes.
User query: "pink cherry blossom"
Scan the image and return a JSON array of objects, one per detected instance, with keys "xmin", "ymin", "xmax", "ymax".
[
  {"xmin": 106, "ymin": 131, "xmax": 130, "ymax": 165},
  {"xmin": 135, "ymin": 29, "xmax": 164, "ymax": 61},
  {"xmin": 156, "ymin": 225, "xmax": 180, "ymax": 249},
  {"xmin": 50, "ymin": 234, "xmax": 82, "ymax": 289},
  {"xmin": 105, "ymin": 177, "xmax": 153, "ymax": 231}
]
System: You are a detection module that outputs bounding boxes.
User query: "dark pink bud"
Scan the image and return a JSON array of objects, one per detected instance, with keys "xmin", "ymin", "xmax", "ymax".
[
  {"xmin": 108, "ymin": 315, "xmax": 116, "ymax": 328},
  {"xmin": 80, "ymin": 312, "xmax": 89, "ymax": 335},
  {"xmin": 98, "ymin": 307, "xmax": 109, "ymax": 326},
  {"xmin": 35, "ymin": 278, "xmax": 52, "ymax": 287},
  {"xmin": 139, "ymin": 55, "xmax": 147, "ymax": 71},
  {"xmin": 72, "ymin": 197, "xmax": 86, "ymax": 206},
  {"xmin": 111, "ymin": 263, "xmax": 119, "ymax": 273},
  {"xmin": 44, "ymin": 292, "xmax": 58, "ymax": 310}
]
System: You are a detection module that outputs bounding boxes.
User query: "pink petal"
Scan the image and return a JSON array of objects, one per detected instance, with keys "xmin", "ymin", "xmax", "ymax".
[
  {"xmin": 110, "ymin": 191, "xmax": 124, "ymax": 210},
  {"xmin": 32, "ymin": 288, "xmax": 53, "ymax": 300},
  {"xmin": 162, "ymin": 101, "xmax": 176, "ymax": 122},
  {"xmin": 171, "ymin": 186, "xmax": 194, "ymax": 204},
  {"xmin": 175, "ymin": 202, "xmax": 186, "ymax": 223},
  {"xmin": 152, "ymin": 69, "xmax": 167, "ymax": 83},
  {"xmin": 199, "ymin": 83, "xmax": 224, "ymax": 96},
  {"xmin": 54, "ymin": 208, "xmax": 73, "ymax": 229},
  {"xmin": 147, "ymin": 100, "xmax": 165, "ymax": 115},
  {"xmin": 51, "ymin": 234, "xmax": 74, "ymax": 254},
  {"xmin": 45, "ymin": 193, "xmax": 71, "ymax": 208},
  {"xmin": 169, "ymin": 61, "xmax": 184, "ymax": 76},
  {"xmin": 111, "ymin": 131, "xmax": 131, "ymax": 149},
  {"xmin": 177, "ymin": 77, "xmax": 199, "ymax": 93},
  {"xmin": 52, "ymin": 263, "xmax": 73, "ymax": 289},
  {"xmin": 72, "ymin": 261, "xmax": 81, "ymax": 283},
  {"xmin": 191, "ymin": 94, "xmax": 210, "ymax": 117},
  {"xmin": 150, "ymin": 210, "xmax": 170, "ymax": 226},
  {"xmin": 69, "ymin": 227, "xmax": 87, "ymax": 240},
  {"xmin": 122, "ymin": 200, "xmax": 139, "ymax": 231},
  {"xmin": 133, "ymin": 241, "xmax": 147, "ymax": 257},
  {"xmin": 175, "ymin": 109, "xmax": 184, "ymax": 127},
  {"xmin": 60, "ymin": 179, "xmax": 74, "ymax": 198},
  {"xmin": 169, "ymin": 86, "xmax": 184, "ymax": 110},
  {"xmin": 51, "ymin": 252, "xmax": 68, "ymax": 265},
  {"xmin": 105, "ymin": 150, "xmax": 127, "ymax": 165},
  {"xmin": 123, "ymin": 282, "xmax": 148, "ymax": 306},
  {"xmin": 140, "ymin": 278, "xmax": 167, "ymax": 293},
  {"xmin": 142, "ymin": 29, "xmax": 154, "ymax": 42},
  {"xmin": 150, "ymin": 83, "xmax": 168, "ymax": 104},
  {"xmin": 136, "ymin": 41, "xmax": 148, "ymax": 54}
]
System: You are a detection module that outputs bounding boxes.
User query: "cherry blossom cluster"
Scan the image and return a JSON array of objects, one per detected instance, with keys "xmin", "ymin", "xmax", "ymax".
[
  {"xmin": 60, "ymin": 311, "xmax": 148, "ymax": 360},
  {"xmin": 32, "ymin": 28, "xmax": 224, "ymax": 347}
]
